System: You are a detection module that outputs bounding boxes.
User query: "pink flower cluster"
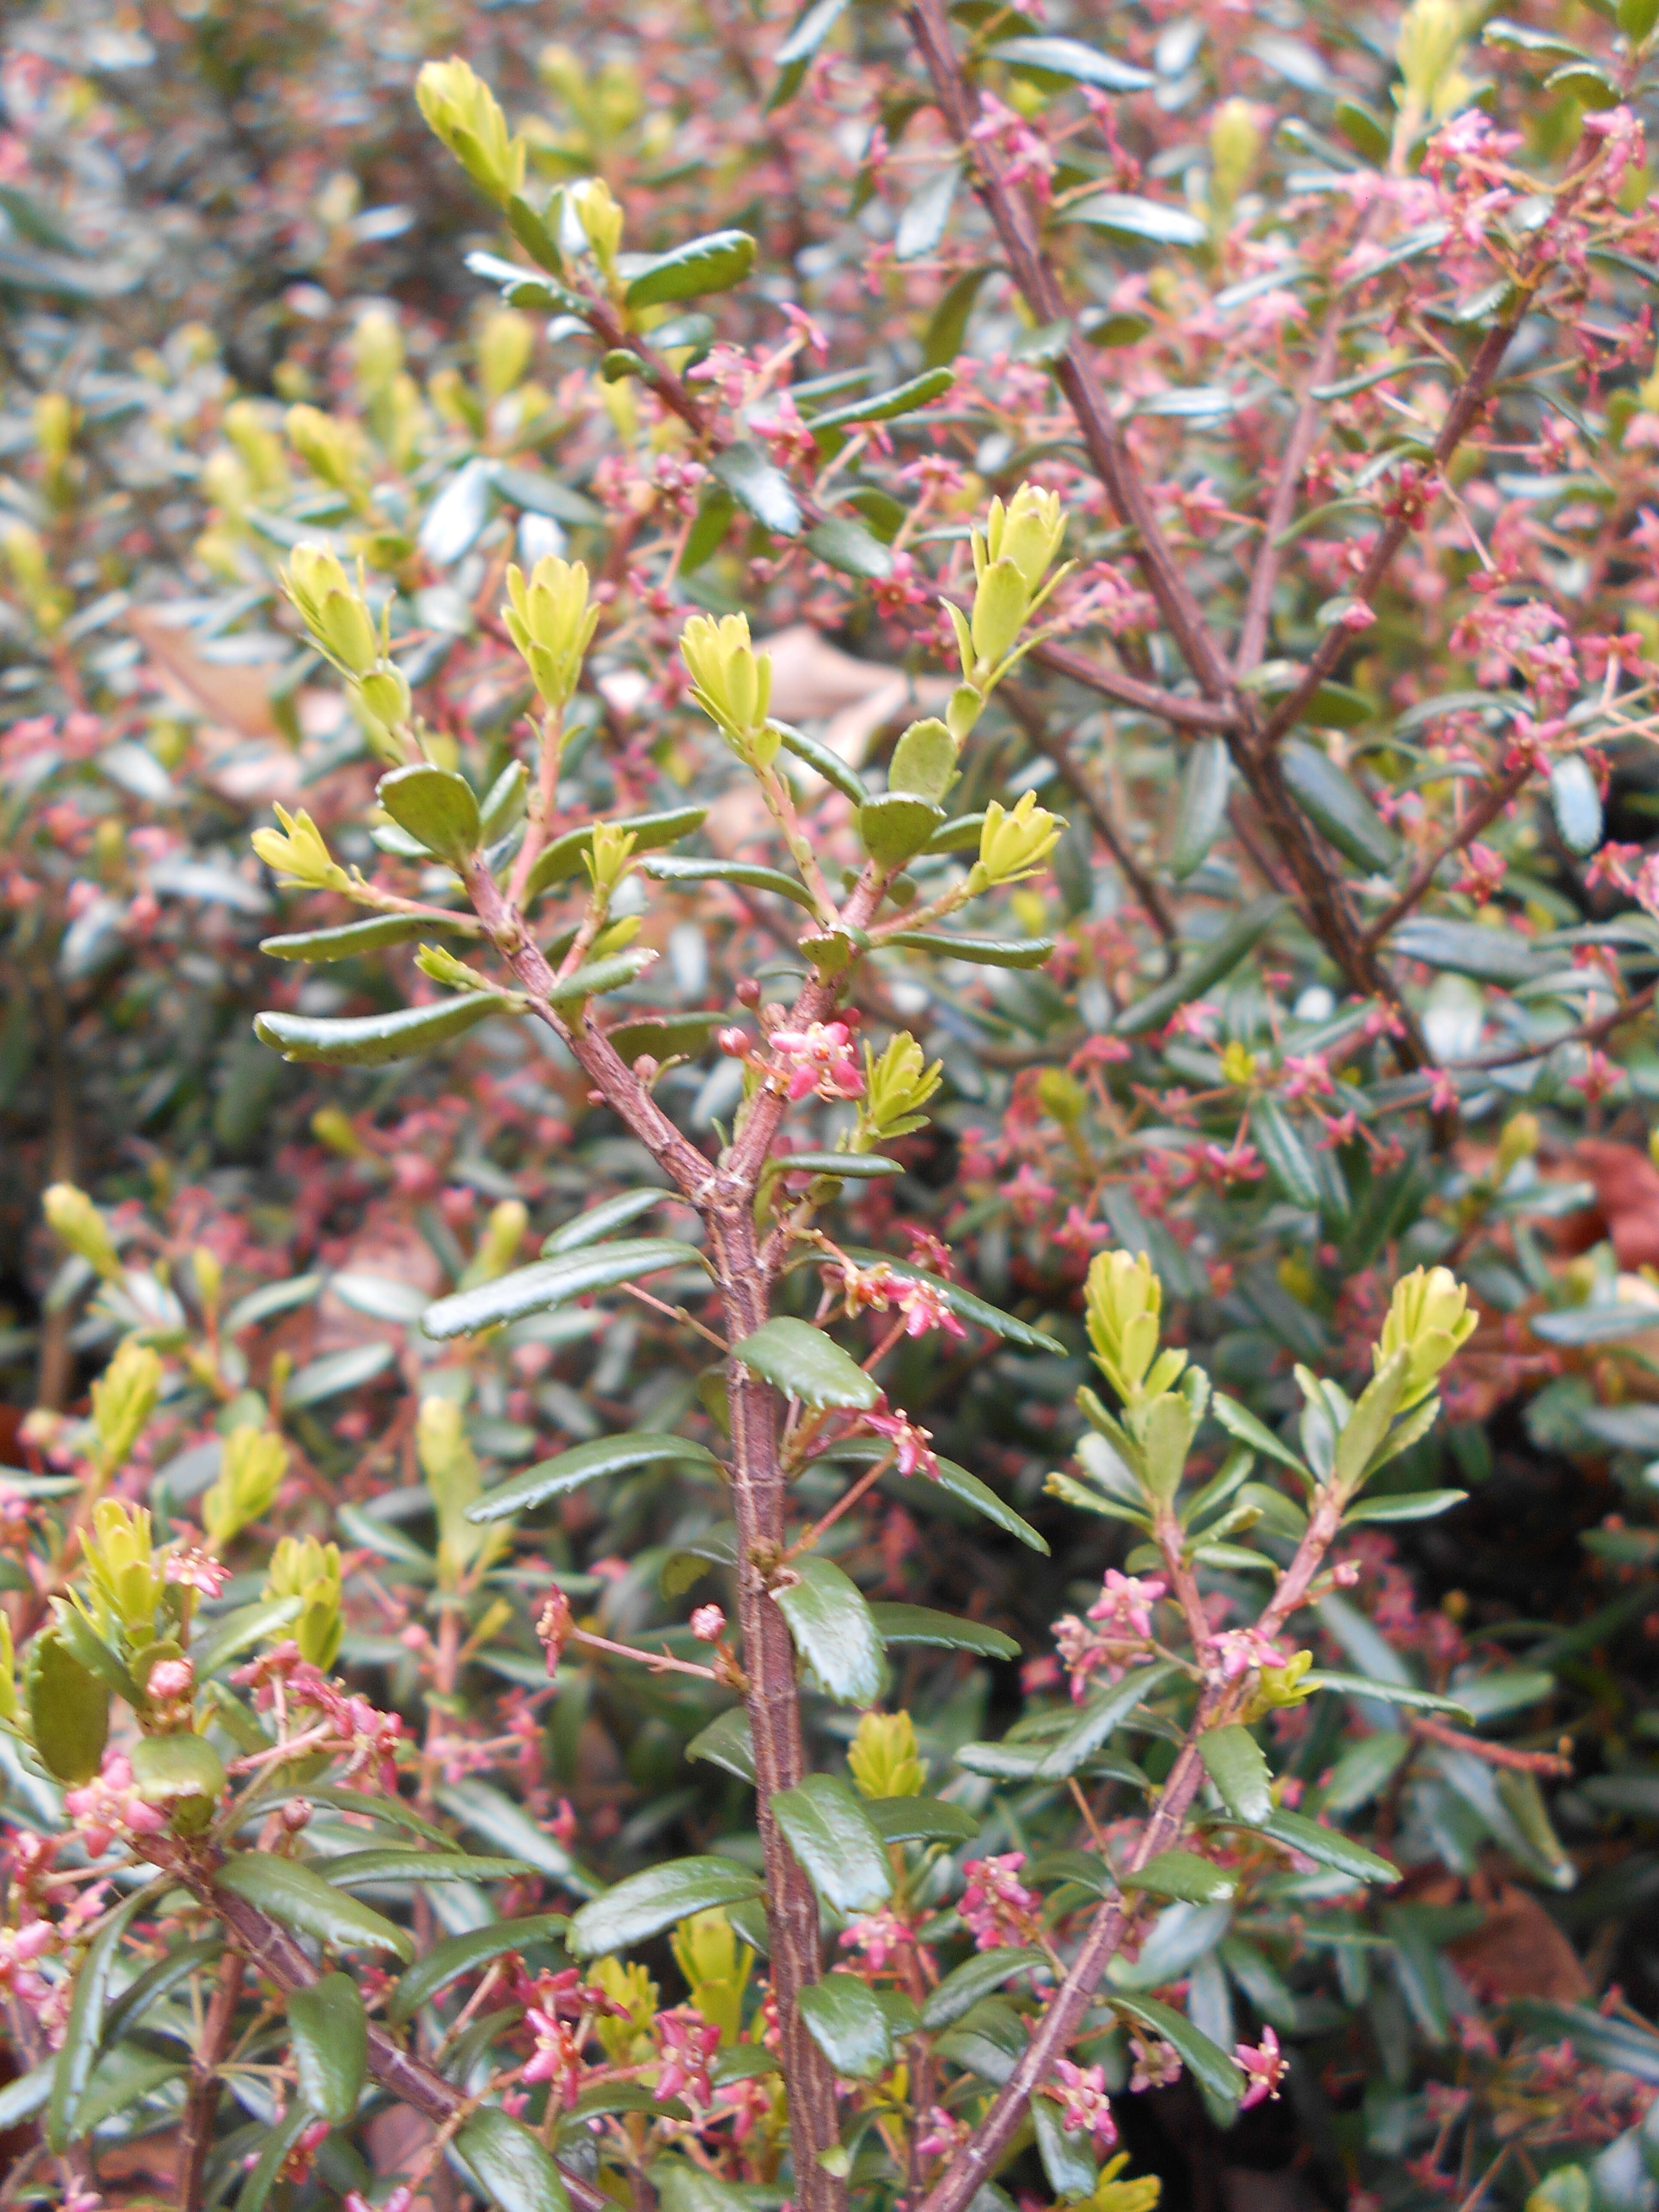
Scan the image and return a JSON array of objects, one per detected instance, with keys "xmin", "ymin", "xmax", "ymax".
[
  {"xmin": 1053, "ymin": 1569, "xmax": 1167, "ymax": 1699},
  {"xmin": 960, "ymin": 1852, "xmax": 1041, "ymax": 1950},
  {"xmin": 64, "ymin": 1750, "xmax": 167, "ymax": 1857},
  {"xmin": 769, "ymin": 1020, "xmax": 864, "ymax": 1103}
]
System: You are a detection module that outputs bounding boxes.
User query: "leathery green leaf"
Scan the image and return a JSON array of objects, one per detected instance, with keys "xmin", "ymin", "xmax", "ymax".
[
  {"xmin": 1197, "ymin": 1725, "xmax": 1273, "ymax": 1825},
  {"xmin": 469, "ymin": 1431, "xmax": 719, "ymax": 1522},
  {"xmin": 772, "ymin": 1772, "xmax": 893, "ymax": 1911},
  {"xmin": 289, "ymin": 1972, "xmax": 366, "ymax": 2123},
  {"xmin": 254, "ymin": 994, "xmax": 510, "ymax": 1067},
  {"xmin": 49, "ymin": 1881, "xmax": 164, "ymax": 2148},
  {"xmin": 730, "ymin": 1317, "xmax": 879, "ymax": 1408},
  {"xmin": 214, "ymin": 1851, "xmax": 414, "ymax": 1961},
  {"xmin": 376, "ymin": 763, "xmax": 481, "ymax": 862},
  {"xmin": 456, "ymin": 2106, "xmax": 571, "ymax": 2212},
  {"xmin": 798, "ymin": 1972, "xmax": 894, "ymax": 2079},
  {"xmin": 390, "ymin": 1912, "xmax": 569, "ymax": 2025},
  {"xmin": 1123, "ymin": 1848, "xmax": 1237, "ymax": 1904},
  {"xmin": 772, "ymin": 1556, "xmax": 885, "ymax": 1705},
  {"xmin": 423, "ymin": 1240, "xmax": 705, "ymax": 1340},
  {"xmin": 624, "ymin": 229, "xmax": 755, "ymax": 309},
  {"xmin": 567, "ymin": 1857, "xmax": 763, "ymax": 1959}
]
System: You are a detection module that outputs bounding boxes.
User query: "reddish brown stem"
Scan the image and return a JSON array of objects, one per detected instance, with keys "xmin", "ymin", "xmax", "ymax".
[
  {"xmin": 1410, "ymin": 1717, "xmax": 1573, "ymax": 1776},
  {"xmin": 1362, "ymin": 765, "xmax": 1534, "ymax": 951},
  {"xmin": 176, "ymin": 1949, "xmax": 243, "ymax": 2212}
]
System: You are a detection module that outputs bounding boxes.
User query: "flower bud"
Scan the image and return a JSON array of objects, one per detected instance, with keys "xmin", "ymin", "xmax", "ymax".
[
  {"xmin": 265, "ymin": 1537, "xmax": 343, "ymax": 1671},
  {"xmin": 285, "ymin": 405, "xmax": 366, "ymax": 501},
  {"xmin": 1085, "ymin": 1248, "xmax": 1188, "ymax": 1408},
  {"xmin": 848, "ymin": 1709, "xmax": 924, "ymax": 1799},
  {"xmin": 679, "ymin": 613, "xmax": 774, "ymax": 749},
  {"xmin": 1375, "ymin": 1265, "xmax": 1475, "ymax": 1411},
  {"xmin": 690, "ymin": 1603, "xmax": 726, "ymax": 1643},
  {"xmin": 85, "ymin": 1495, "xmax": 165, "ymax": 1624},
  {"xmin": 584, "ymin": 820, "xmax": 636, "ymax": 894},
  {"xmin": 503, "ymin": 556, "xmax": 600, "ymax": 707},
  {"xmin": 352, "ymin": 663, "xmax": 413, "ymax": 736},
  {"xmin": 570, "ymin": 177, "xmax": 624, "ymax": 272},
  {"xmin": 202, "ymin": 1425, "xmax": 289, "ymax": 1550},
  {"xmin": 979, "ymin": 482, "xmax": 1066, "ymax": 595},
  {"xmin": 974, "ymin": 790, "xmax": 1065, "ymax": 888},
  {"xmin": 416, "ymin": 56, "xmax": 526, "ymax": 205},
  {"xmin": 251, "ymin": 805, "xmax": 351, "ymax": 892},
  {"xmin": 970, "ymin": 556, "xmax": 1031, "ymax": 671},
  {"xmin": 43, "ymin": 1182, "xmax": 123, "ymax": 1281},
  {"xmin": 718, "ymin": 1027, "xmax": 750, "ymax": 1057},
  {"xmin": 351, "ymin": 307, "xmax": 404, "ymax": 398},
  {"xmin": 283, "ymin": 544, "xmax": 378, "ymax": 675}
]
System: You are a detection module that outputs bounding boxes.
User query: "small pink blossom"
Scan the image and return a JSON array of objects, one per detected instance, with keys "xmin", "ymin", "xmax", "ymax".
[
  {"xmin": 523, "ymin": 2010, "xmax": 583, "ymax": 2106},
  {"xmin": 1235, "ymin": 2026, "xmax": 1288, "ymax": 2109},
  {"xmin": 769, "ymin": 1020, "xmax": 864, "ymax": 1103},
  {"xmin": 865, "ymin": 1405, "xmax": 939, "ymax": 1480},
  {"xmin": 166, "ymin": 1548, "xmax": 231, "ymax": 1597},
  {"xmin": 1047, "ymin": 2058, "xmax": 1119, "ymax": 2147},
  {"xmin": 656, "ymin": 2008, "xmax": 721, "ymax": 2108}
]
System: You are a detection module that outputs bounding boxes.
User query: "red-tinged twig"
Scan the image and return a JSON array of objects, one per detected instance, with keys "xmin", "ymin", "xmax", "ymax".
[
  {"xmin": 1235, "ymin": 298, "xmax": 1348, "ymax": 679},
  {"xmin": 1410, "ymin": 1717, "xmax": 1574, "ymax": 1776},
  {"xmin": 1361, "ymin": 764, "xmax": 1535, "ymax": 951},
  {"xmin": 783, "ymin": 1446, "xmax": 897, "ymax": 1562},
  {"xmin": 177, "ymin": 1949, "xmax": 244, "ymax": 2212}
]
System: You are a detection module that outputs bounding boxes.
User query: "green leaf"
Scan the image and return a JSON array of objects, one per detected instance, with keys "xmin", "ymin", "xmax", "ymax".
[
  {"xmin": 641, "ymin": 854, "xmax": 818, "ymax": 908},
  {"xmin": 1281, "ymin": 741, "xmax": 1397, "ymax": 872},
  {"xmin": 924, "ymin": 265, "xmax": 995, "ymax": 367},
  {"xmin": 869, "ymin": 1603, "xmax": 1019, "ymax": 1659},
  {"xmin": 654, "ymin": 2166, "xmax": 755, "ymax": 2212},
  {"xmin": 542, "ymin": 1191, "xmax": 668, "ymax": 1253},
  {"xmin": 921, "ymin": 1948, "xmax": 1042, "ymax": 2030},
  {"xmin": 624, "ymin": 229, "xmax": 756, "ymax": 308},
  {"xmin": 0, "ymin": 2063, "xmax": 52, "ymax": 2132},
  {"xmin": 325, "ymin": 1849, "xmax": 532, "ymax": 1889},
  {"xmin": 1530, "ymin": 1304, "xmax": 1659, "ymax": 1345},
  {"xmin": 990, "ymin": 33, "xmax": 1152, "ymax": 88},
  {"xmin": 866, "ymin": 1796, "xmax": 981, "ymax": 1846},
  {"xmin": 544, "ymin": 950, "xmax": 659, "ymax": 1006},
  {"xmin": 681, "ymin": 484, "xmax": 737, "ymax": 573},
  {"xmin": 1259, "ymin": 1807, "xmax": 1400, "ymax": 1884},
  {"xmin": 1510, "ymin": 2002, "xmax": 1659, "ymax": 2087},
  {"xmin": 423, "ymin": 1240, "xmax": 705, "ymax": 1340},
  {"xmin": 769, "ymin": 1151, "xmax": 903, "ymax": 1180},
  {"xmin": 567, "ymin": 1856, "xmax": 764, "ymax": 1959},
  {"xmin": 1301, "ymin": 1669, "xmax": 1473, "ymax": 1720},
  {"xmin": 685, "ymin": 1708, "xmax": 757, "ymax": 1784},
  {"xmin": 1031, "ymin": 1663, "xmax": 1177, "ymax": 1781},
  {"xmin": 607, "ymin": 1012, "xmax": 726, "ymax": 1064},
  {"xmin": 254, "ymin": 994, "xmax": 510, "ymax": 1067},
  {"xmin": 456, "ymin": 2107, "xmax": 571, "ymax": 2212},
  {"xmin": 731, "ymin": 1317, "xmax": 879, "ymax": 1408},
  {"xmin": 261, "ymin": 914, "xmax": 441, "ymax": 962},
  {"xmin": 772, "ymin": 1773, "xmax": 893, "ymax": 1911},
  {"xmin": 882, "ymin": 929, "xmax": 1056, "ymax": 968},
  {"xmin": 1211, "ymin": 1393, "xmax": 1311, "ymax": 1482},
  {"xmin": 1251, "ymin": 1096, "xmax": 1323, "ymax": 1212},
  {"xmin": 770, "ymin": 718, "xmax": 870, "ymax": 804},
  {"xmin": 1392, "ymin": 918, "xmax": 1545, "ymax": 987},
  {"xmin": 923, "ymin": 1454, "xmax": 1050, "ymax": 1553},
  {"xmin": 769, "ymin": 0, "xmax": 848, "ymax": 108},
  {"xmin": 1115, "ymin": 899, "xmax": 1285, "ymax": 1035},
  {"xmin": 1035, "ymin": 2096, "xmax": 1100, "ymax": 2200},
  {"xmin": 1125, "ymin": 1849, "xmax": 1236, "ymax": 1905},
  {"xmin": 377, "ymin": 764, "xmax": 481, "ymax": 863},
  {"xmin": 1343, "ymin": 1488, "xmax": 1467, "ymax": 1524},
  {"xmin": 390, "ymin": 1912, "xmax": 569, "ymax": 2024},
  {"xmin": 1171, "ymin": 735, "xmax": 1232, "ymax": 879},
  {"xmin": 1059, "ymin": 191, "xmax": 1208, "ymax": 247},
  {"xmin": 798, "ymin": 1972, "xmax": 894, "ymax": 2078},
  {"xmin": 808, "ymin": 368, "xmax": 955, "ymax": 431},
  {"xmin": 1320, "ymin": 1731, "xmax": 1411, "ymax": 1814},
  {"xmin": 805, "ymin": 515, "xmax": 895, "ymax": 579},
  {"xmin": 131, "ymin": 1732, "xmax": 226, "ymax": 1812},
  {"xmin": 1198, "ymin": 1726, "xmax": 1273, "ymax": 1825},
  {"xmin": 860, "ymin": 792, "xmax": 946, "ymax": 868},
  {"xmin": 49, "ymin": 1881, "xmax": 161, "ymax": 2148},
  {"xmin": 25, "ymin": 1630, "xmax": 109, "ymax": 1785},
  {"xmin": 50, "ymin": 1600, "xmax": 141, "ymax": 1701},
  {"xmin": 774, "ymin": 1556, "xmax": 885, "ymax": 1705},
  {"xmin": 290, "ymin": 1973, "xmax": 366, "ymax": 2124},
  {"xmin": 191, "ymin": 1595, "xmax": 304, "ymax": 1680},
  {"xmin": 438, "ymin": 1781, "xmax": 599, "ymax": 1893},
  {"xmin": 237, "ymin": 2100, "xmax": 319, "ymax": 2212},
  {"xmin": 470, "ymin": 1430, "xmax": 718, "ymax": 1522},
  {"xmin": 215, "ymin": 1852, "xmax": 414, "ymax": 1961},
  {"xmin": 711, "ymin": 439, "xmax": 801, "ymax": 537},
  {"xmin": 1331, "ymin": 1345, "xmax": 1410, "ymax": 1492},
  {"xmin": 1111, "ymin": 1993, "xmax": 1244, "ymax": 2114},
  {"xmin": 1550, "ymin": 755, "xmax": 1603, "ymax": 857},
  {"xmin": 99, "ymin": 1936, "xmax": 221, "ymax": 2051}
]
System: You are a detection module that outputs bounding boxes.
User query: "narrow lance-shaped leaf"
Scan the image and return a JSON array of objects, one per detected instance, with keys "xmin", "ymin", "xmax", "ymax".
[
  {"xmin": 214, "ymin": 1852, "xmax": 414, "ymax": 1961},
  {"xmin": 289, "ymin": 1972, "xmax": 366, "ymax": 2123},
  {"xmin": 456, "ymin": 2108, "xmax": 571, "ymax": 2212},
  {"xmin": 1198, "ymin": 1725, "xmax": 1274, "ymax": 1825},
  {"xmin": 423, "ymin": 1240, "xmax": 705, "ymax": 1340},
  {"xmin": 254, "ymin": 994, "xmax": 512, "ymax": 1068},
  {"xmin": 567, "ymin": 1857, "xmax": 763, "ymax": 1959},
  {"xmin": 49, "ymin": 1881, "xmax": 164, "ymax": 2148},
  {"xmin": 470, "ymin": 1431, "xmax": 719, "ymax": 1522}
]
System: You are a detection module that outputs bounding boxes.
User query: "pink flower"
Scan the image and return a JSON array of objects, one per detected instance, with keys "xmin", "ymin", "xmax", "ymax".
[
  {"xmin": 839, "ymin": 1907, "xmax": 910, "ymax": 1973},
  {"xmin": 1089, "ymin": 1570, "xmax": 1167, "ymax": 1642},
  {"xmin": 166, "ymin": 1548, "xmax": 230, "ymax": 1597},
  {"xmin": 537, "ymin": 1589, "xmax": 575, "ymax": 1670},
  {"xmin": 1129, "ymin": 2033, "xmax": 1183, "ymax": 2091},
  {"xmin": 1212, "ymin": 1625, "xmax": 1287, "ymax": 1681},
  {"xmin": 960, "ymin": 1853, "xmax": 1040, "ymax": 1950},
  {"xmin": 656, "ymin": 2008, "xmax": 721, "ymax": 2108},
  {"xmin": 64, "ymin": 1751, "xmax": 168, "ymax": 1856},
  {"xmin": 146, "ymin": 1658, "xmax": 193, "ymax": 1701},
  {"xmin": 769, "ymin": 1021, "xmax": 864, "ymax": 1103},
  {"xmin": 690, "ymin": 1604, "xmax": 726, "ymax": 1643},
  {"xmin": 523, "ymin": 2010, "xmax": 583, "ymax": 2106},
  {"xmin": 1235, "ymin": 2026, "xmax": 1288, "ymax": 2109},
  {"xmin": 865, "ymin": 1405, "xmax": 939, "ymax": 1480},
  {"xmin": 1046, "ymin": 2059, "xmax": 1118, "ymax": 2147}
]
